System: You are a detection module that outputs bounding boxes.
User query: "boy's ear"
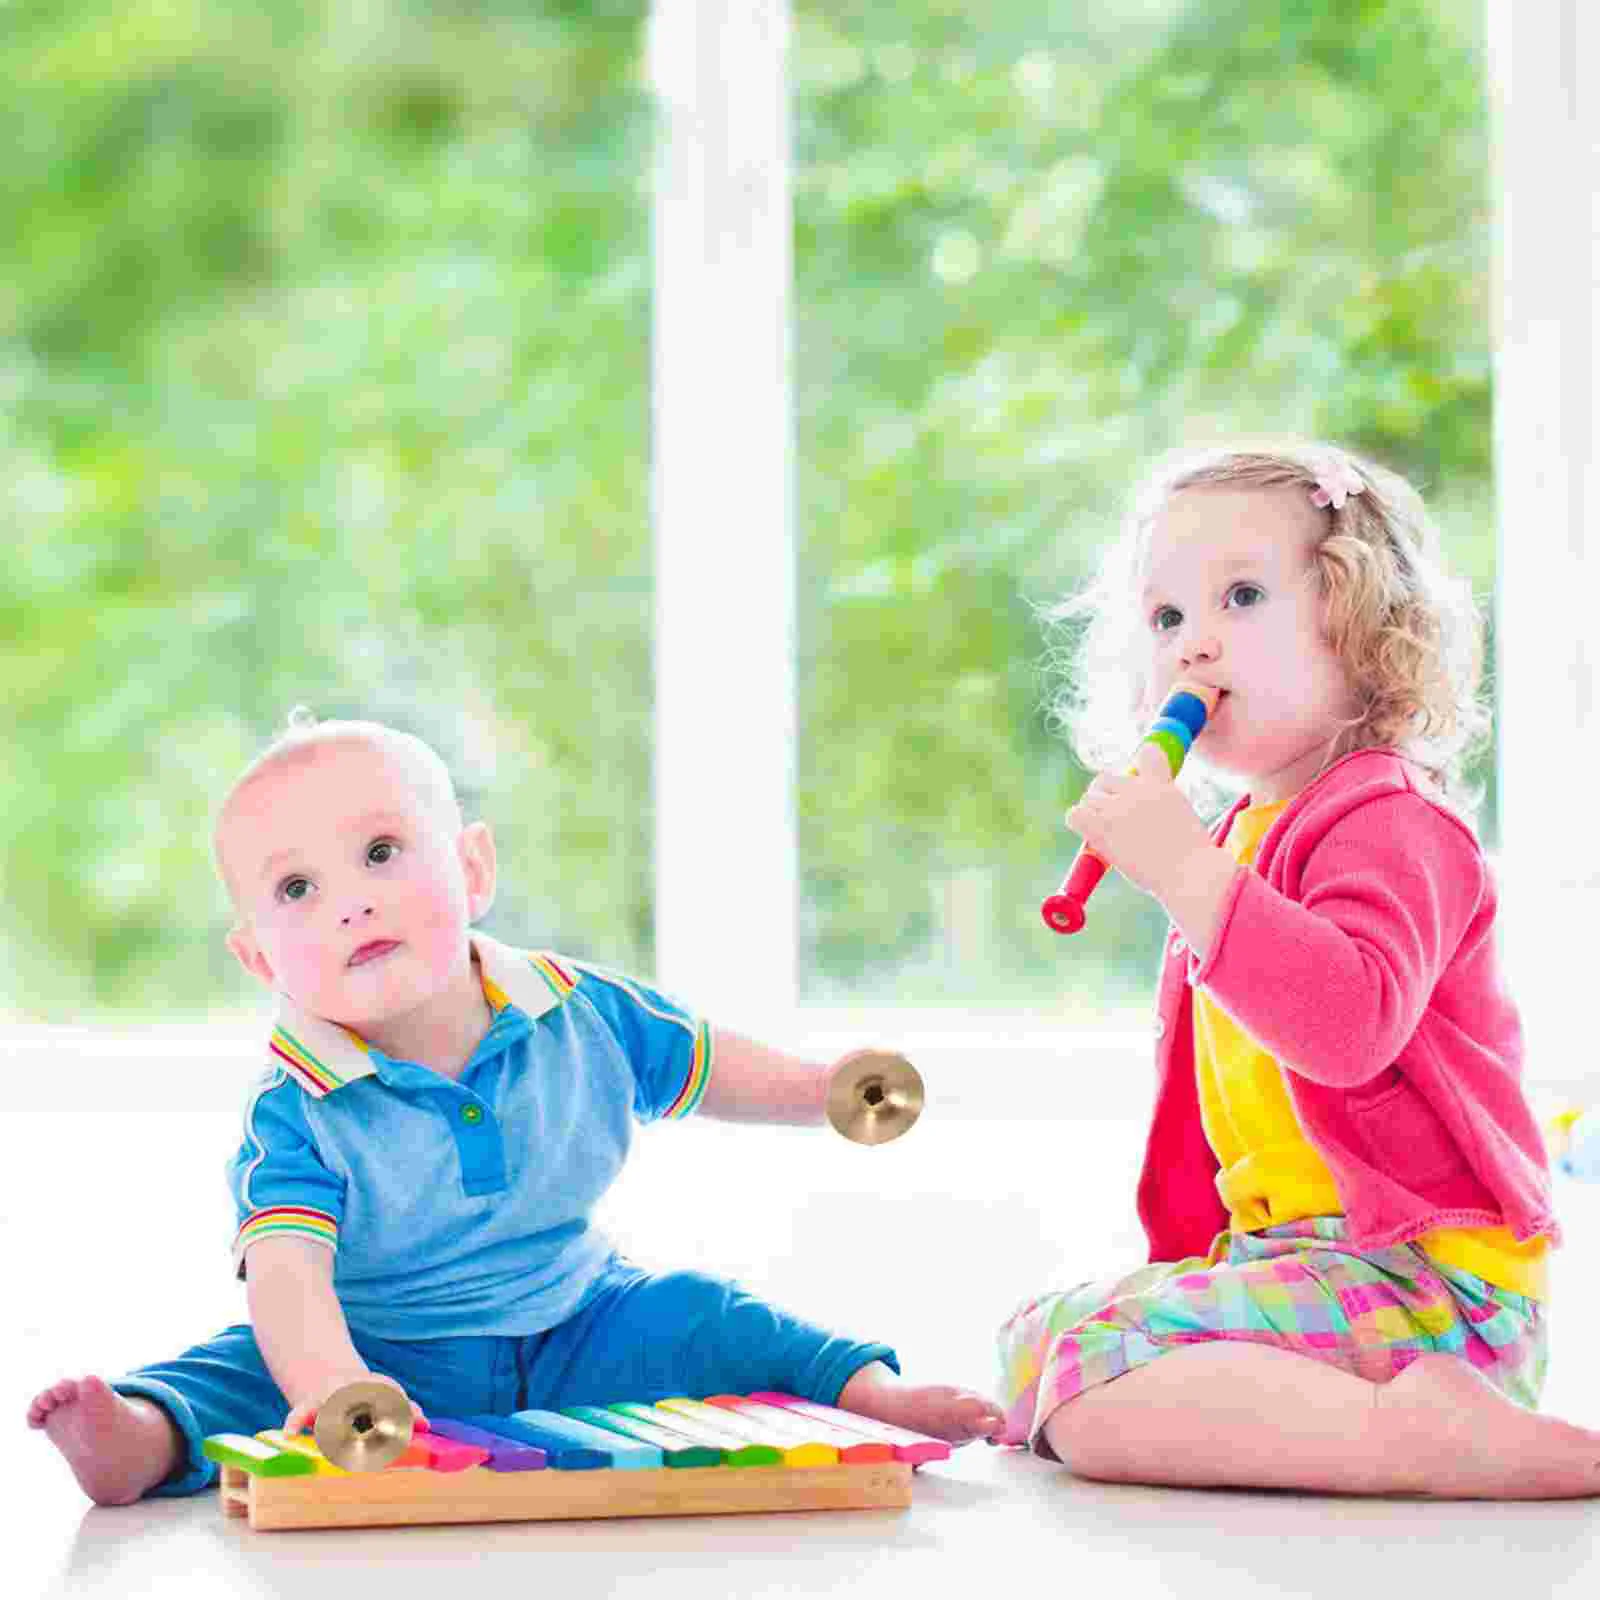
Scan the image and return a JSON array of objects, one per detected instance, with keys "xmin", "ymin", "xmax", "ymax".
[
  {"xmin": 460, "ymin": 820, "xmax": 497, "ymax": 922},
  {"xmin": 226, "ymin": 923, "xmax": 277, "ymax": 987}
]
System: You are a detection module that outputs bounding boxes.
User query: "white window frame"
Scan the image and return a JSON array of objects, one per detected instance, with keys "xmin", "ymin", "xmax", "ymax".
[
  {"xmin": 650, "ymin": 0, "xmax": 798, "ymax": 1029},
  {"xmin": 1488, "ymin": 3, "xmax": 1598, "ymax": 1092}
]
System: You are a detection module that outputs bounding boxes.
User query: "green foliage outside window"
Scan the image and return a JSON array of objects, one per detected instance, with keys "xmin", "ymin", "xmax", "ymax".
[
  {"xmin": 794, "ymin": 0, "xmax": 1494, "ymax": 1007},
  {"xmin": 1, "ymin": 0, "xmax": 1491, "ymax": 1020}
]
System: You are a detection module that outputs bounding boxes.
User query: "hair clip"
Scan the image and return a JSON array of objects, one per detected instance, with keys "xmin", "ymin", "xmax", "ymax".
[{"xmin": 1310, "ymin": 465, "xmax": 1365, "ymax": 511}]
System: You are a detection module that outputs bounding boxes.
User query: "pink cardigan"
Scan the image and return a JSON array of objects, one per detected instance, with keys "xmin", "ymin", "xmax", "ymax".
[{"xmin": 1136, "ymin": 747, "xmax": 1558, "ymax": 1264}]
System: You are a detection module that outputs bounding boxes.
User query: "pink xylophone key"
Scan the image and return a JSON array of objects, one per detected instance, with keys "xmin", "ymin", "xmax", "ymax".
[
  {"xmin": 417, "ymin": 1434, "xmax": 490, "ymax": 1473},
  {"xmin": 389, "ymin": 1438, "xmax": 434, "ymax": 1469},
  {"xmin": 420, "ymin": 1418, "xmax": 548, "ymax": 1472}
]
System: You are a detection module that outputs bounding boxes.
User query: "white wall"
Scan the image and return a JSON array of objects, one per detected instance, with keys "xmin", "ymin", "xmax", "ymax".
[{"xmin": 1488, "ymin": 2, "xmax": 1600, "ymax": 1094}]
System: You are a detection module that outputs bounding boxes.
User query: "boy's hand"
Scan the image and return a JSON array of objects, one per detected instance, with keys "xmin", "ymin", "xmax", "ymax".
[
  {"xmin": 283, "ymin": 1372, "xmax": 427, "ymax": 1437},
  {"xmin": 1064, "ymin": 743, "xmax": 1214, "ymax": 902}
]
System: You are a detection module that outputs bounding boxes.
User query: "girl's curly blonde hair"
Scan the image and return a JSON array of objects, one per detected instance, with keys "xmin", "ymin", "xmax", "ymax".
[{"xmin": 1046, "ymin": 438, "xmax": 1491, "ymax": 812}]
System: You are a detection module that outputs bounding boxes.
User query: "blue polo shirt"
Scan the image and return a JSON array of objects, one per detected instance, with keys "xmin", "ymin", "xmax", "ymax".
[{"xmin": 225, "ymin": 935, "xmax": 712, "ymax": 1339}]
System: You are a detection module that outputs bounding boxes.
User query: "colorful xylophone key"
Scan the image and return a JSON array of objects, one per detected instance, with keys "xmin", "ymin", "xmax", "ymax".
[
  {"xmin": 747, "ymin": 1393, "xmax": 951, "ymax": 1465},
  {"xmin": 407, "ymin": 1431, "xmax": 490, "ymax": 1473},
  {"xmin": 558, "ymin": 1405, "xmax": 724, "ymax": 1467},
  {"xmin": 255, "ymin": 1426, "xmax": 488, "ymax": 1475},
  {"xmin": 703, "ymin": 1395, "xmax": 895, "ymax": 1463},
  {"xmin": 254, "ymin": 1428, "xmax": 347, "ymax": 1475},
  {"xmin": 657, "ymin": 1397, "xmax": 837, "ymax": 1467},
  {"xmin": 421, "ymin": 1418, "xmax": 548, "ymax": 1472},
  {"xmin": 205, "ymin": 1392, "xmax": 940, "ymax": 1530},
  {"xmin": 461, "ymin": 1410, "xmax": 656, "ymax": 1470},
  {"xmin": 202, "ymin": 1433, "xmax": 317, "ymax": 1477},
  {"xmin": 605, "ymin": 1400, "xmax": 783, "ymax": 1466}
]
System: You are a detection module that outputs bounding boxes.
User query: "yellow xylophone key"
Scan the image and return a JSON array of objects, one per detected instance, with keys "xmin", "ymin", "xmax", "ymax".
[
  {"xmin": 256, "ymin": 1429, "xmax": 347, "ymax": 1475},
  {"xmin": 256, "ymin": 1427, "xmax": 436, "ymax": 1473},
  {"xmin": 656, "ymin": 1399, "xmax": 836, "ymax": 1467}
]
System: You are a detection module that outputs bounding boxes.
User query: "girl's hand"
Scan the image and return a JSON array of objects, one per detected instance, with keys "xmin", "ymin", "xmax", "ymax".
[
  {"xmin": 1064, "ymin": 742, "xmax": 1215, "ymax": 902},
  {"xmin": 283, "ymin": 1372, "xmax": 428, "ymax": 1437}
]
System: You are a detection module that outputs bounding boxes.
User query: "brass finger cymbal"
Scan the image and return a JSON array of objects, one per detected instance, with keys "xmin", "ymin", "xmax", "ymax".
[
  {"xmin": 313, "ymin": 1380, "xmax": 414, "ymax": 1472},
  {"xmin": 825, "ymin": 1050, "xmax": 924, "ymax": 1145}
]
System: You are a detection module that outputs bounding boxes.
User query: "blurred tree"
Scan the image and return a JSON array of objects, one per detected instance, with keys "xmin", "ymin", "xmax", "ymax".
[
  {"xmin": 2, "ymin": 0, "xmax": 655, "ymax": 1016},
  {"xmin": 1, "ymin": 0, "xmax": 1491, "ymax": 1019},
  {"xmin": 793, "ymin": 0, "xmax": 1493, "ymax": 1004}
]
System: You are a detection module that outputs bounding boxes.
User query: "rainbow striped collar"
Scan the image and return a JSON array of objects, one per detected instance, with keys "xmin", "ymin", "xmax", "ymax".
[{"xmin": 266, "ymin": 935, "xmax": 581, "ymax": 1099}]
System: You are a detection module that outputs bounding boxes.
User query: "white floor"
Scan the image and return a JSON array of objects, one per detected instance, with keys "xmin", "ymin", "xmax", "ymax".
[{"xmin": 10, "ymin": 1082, "xmax": 1600, "ymax": 1599}]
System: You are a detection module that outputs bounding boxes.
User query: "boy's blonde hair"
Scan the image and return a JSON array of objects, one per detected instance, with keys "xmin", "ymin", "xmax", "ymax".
[
  {"xmin": 1047, "ymin": 438, "xmax": 1490, "ymax": 809},
  {"xmin": 213, "ymin": 707, "xmax": 464, "ymax": 904}
]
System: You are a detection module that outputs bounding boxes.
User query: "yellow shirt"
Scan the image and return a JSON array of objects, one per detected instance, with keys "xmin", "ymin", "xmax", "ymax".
[{"xmin": 1194, "ymin": 800, "xmax": 1546, "ymax": 1301}]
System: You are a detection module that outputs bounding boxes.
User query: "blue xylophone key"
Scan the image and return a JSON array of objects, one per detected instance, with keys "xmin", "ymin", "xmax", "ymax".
[
  {"xmin": 462, "ymin": 1413, "xmax": 607, "ymax": 1470},
  {"xmin": 424, "ymin": 1418, "xmax": 548, "ymax": 1472},
  {"xmin": 508, "ymin": 1409, "xmax": 662, "ymax": 1471},
  {"xmin": 561, "ymin": 1405, "xmax": 725, "ymax": 1468},
  {"xmin": 462, "ymin": 1411, "xmax": 658, "ymax": 1471}
]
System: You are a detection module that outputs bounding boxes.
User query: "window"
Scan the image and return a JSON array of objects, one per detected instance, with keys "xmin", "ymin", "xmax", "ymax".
[
  {"xmin": 789, "ymin": 1, "xmax": 1499, "ymax": 1015},
  {"xmin": 8, "ymin": 2, "xmax": 1590, "ymax": 1088},
  {"xmin": 3, "ymin": 2, "xmax": 656, "ymax": 1020}
]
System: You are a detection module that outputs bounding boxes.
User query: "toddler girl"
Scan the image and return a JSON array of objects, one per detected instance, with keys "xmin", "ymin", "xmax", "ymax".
[{"xmin": 998, "ymin": 439, "xmax": 1600, "ymax": 1497}]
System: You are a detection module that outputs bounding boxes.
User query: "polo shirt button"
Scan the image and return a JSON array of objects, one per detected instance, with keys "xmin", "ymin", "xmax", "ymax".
[
  {"xmin": 1153, "ymin": 1017, "xmax": 1166, "ymax": 1039},
  {"xmin": 461, "ymin": 1103, "xmax": 484, "ymax": 1125}
]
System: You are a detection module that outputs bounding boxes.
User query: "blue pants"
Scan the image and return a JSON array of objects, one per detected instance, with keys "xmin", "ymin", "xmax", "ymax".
[{"xmin": 112, "ymin": 1259, "xmax": 898, "ymax": 1497}]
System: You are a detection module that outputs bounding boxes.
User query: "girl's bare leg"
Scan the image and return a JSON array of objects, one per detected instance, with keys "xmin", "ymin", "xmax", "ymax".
[{"xmin": 1041, "ymin": 1343, "xmax": 1600, "ymax": 1499}]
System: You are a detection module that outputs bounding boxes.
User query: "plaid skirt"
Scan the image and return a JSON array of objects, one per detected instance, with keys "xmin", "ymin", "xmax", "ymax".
[{"xmin": 996, "ymin": 1216, "xmax": 1546, "ymax": 1454}]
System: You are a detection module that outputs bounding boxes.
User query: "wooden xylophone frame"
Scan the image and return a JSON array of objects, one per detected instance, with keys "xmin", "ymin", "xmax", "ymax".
[{"xmin": 219, "ymin": 1458, "xmax": 914, "ymax": 1530}]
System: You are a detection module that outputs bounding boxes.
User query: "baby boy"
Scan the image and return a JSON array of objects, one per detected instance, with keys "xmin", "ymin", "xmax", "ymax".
[{"xmin": 29, "ymin": 712, "xmax": 1003, "ymax": 1503}]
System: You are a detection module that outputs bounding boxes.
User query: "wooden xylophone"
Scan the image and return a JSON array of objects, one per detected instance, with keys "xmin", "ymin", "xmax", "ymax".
[{"xmin": 203, "ymin": 1391, "xmax": 949, "ymax": 1530}]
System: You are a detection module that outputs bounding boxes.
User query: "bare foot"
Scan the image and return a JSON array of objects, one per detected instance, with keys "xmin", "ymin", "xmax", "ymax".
[
  {"xmin": 836, "ymin": 1362, "xmax": 1005, "ymax": 1446},
  {"xmin": 1375, "ymin": 1354, "xmax": 1600, "ymax": 1499},
  {"xmin": 28, "ymin": 1376, "xmax": 183, "ymax": 1506}
]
